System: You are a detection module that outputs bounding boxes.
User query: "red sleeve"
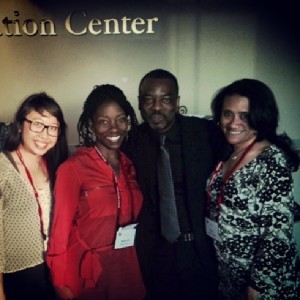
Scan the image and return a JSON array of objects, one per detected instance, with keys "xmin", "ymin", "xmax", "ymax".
[{"xmin": 46, "ymin": 160, "xmax": 81, "ymax": 287}]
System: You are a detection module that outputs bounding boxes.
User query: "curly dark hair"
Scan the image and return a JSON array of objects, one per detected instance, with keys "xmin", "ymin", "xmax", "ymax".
[{"xmin": 77, "ymin": 84, "xmax": 139, "ymax": 147}]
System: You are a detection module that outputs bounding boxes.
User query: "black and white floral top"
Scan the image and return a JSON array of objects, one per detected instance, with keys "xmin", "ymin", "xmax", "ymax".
[{"xmin": 207, "ymin": 144, "xmax": 300, "ymax": 300}]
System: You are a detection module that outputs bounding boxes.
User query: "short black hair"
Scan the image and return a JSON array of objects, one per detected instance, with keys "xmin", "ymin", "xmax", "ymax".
[{"xmin": 138, "ymin": 69, "xmax": 179, "ymax": 96}]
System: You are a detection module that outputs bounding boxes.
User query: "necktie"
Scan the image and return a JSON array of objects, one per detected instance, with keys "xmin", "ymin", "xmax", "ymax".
[{"xmin": 157, "ymin": 135, "xmax": 181, "ymax": 243}]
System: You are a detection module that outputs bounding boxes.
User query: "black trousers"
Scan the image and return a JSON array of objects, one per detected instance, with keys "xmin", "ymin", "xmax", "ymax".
[
  {"xmin": 3, "ymin": 262, "xmax": 56, "ymax": 300},
  {"xmin": 148, "ymin": 238, "xmax": 218, "ymax": 300}
]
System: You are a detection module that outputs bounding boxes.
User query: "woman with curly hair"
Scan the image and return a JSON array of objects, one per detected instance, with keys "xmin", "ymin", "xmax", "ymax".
[{"xmin": 46, "ymin": 84, "xmax": 146, "ymax": 300}]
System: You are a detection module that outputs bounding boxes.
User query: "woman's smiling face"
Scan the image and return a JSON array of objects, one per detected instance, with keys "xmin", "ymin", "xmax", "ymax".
[
  {"xmin": 220, "ymin": 94, "xmax": 257, "ymax": 148},
  {"xmin": 21, "ymin": 109, "xmax": 59, "ymax": 156},
  {"xmin": 92, "ymin": 100, "xmax": 128, "ymax": 153}
]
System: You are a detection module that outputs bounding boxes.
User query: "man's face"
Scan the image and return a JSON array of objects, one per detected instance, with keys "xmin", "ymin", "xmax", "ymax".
[{"xmin": 139, "ymin": 78, "xmax": 179, "ymax": 133}]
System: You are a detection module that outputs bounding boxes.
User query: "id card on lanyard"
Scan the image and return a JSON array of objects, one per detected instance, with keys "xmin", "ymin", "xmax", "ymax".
[
  {"xmin": 95, "ymin": 146, "xmax": 137, "ymax": 249},
  {"xmin": 114, "ymin": 223, "xmax": 138, "ymax": 249},
  {"xmin": 205, "ymin": 217, "xmax": 221, "ymax": 241}
]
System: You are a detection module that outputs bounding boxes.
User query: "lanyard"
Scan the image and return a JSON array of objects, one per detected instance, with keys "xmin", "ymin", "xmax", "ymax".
[
  {"xmin": 94, "ymin": 146, "xmax": 134, "ymax": 226},
  {"xmin": 207, "ymin": 140, "xmax": 256, "ymax": 215},
  {"xmin": 16, "ymin": 149, "xmax": 47, "ymax": 240}
]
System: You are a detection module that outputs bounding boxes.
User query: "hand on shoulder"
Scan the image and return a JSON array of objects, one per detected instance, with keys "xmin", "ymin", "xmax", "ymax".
[
  {"xmin": 55, "ymin": 286, "xmax": 74, "ymax": 300},
  {"xmin": 247, "ymin": 286, "xmax": 260, "ymax": 300},
  {"xmin": 0, "ymin": 273, "xmax": 5, "ymax": 300}
]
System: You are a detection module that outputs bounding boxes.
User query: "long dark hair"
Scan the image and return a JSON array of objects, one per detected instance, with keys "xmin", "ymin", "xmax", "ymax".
[
  {"xmin": 4, "ymin": 92, "xmax": 69, "ymax": 186},
  {"xmin": 78, "ymin": 84, "xmax": 139, "ymax": 147},
  {"xmin": 211, "ymin": 78, "xmax": 299, "ymax": 171}
]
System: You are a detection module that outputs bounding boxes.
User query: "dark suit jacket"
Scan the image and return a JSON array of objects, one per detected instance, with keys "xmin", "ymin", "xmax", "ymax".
[{"xmin": 124, "ymin": 114, "xmax": 224, "ymax": 291}]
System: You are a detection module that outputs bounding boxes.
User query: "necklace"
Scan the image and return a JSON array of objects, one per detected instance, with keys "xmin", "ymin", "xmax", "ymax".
[
  {"xmin": 230, "ymin": 141, "xmax": 256, "ymax": 160},
  {"xmin": 208, "ymin": 140, "xmax": 256, "ymax": 216},
  {"xmin": 230, "ymin": 151, "xmax": 244, "ymax": 160}
]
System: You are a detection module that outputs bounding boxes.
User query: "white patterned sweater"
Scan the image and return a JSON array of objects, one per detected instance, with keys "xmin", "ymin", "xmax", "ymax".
[{"xmin": 0, "ymin": 152, "xmax": 51, "ymax": 273}]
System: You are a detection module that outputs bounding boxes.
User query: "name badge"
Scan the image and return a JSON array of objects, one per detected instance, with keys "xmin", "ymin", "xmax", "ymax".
[
  {"xmin": 114, "ymin": 223, "xmax": 138, "ymax": 249},
  {"xmin": 205, "ymin": 217, "xmax": 220, "ymax": 242}
]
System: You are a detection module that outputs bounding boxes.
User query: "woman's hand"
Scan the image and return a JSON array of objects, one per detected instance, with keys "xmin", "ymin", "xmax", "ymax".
[
  {"xmin": 0, "ymin": 290, "xmax": 5, "ymax": 300},
  {"xmin": 54, "ymin": 286, "xmax": 74, "ymax": 300},
  {"xmin": 0, "ymin": 273, "xmax": 6, "ymax": 300},
  {"xmin": 247, "ymin": 286, "xmax": 260, "ymax": 300},
  {"xmin": 0, "ymin": 289, "xmax": 5, "ymax": 300}
]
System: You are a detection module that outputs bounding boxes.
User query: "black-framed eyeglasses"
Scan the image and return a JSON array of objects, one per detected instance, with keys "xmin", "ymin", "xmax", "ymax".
[{"xmin": 24, "ymin": 118, "xmax": 60, "ymax": 137}]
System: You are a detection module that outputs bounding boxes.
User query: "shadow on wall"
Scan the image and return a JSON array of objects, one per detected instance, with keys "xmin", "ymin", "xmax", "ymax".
[{"xmin": 27, "ymin": 0, "xmax": 300, "ymax": 55}]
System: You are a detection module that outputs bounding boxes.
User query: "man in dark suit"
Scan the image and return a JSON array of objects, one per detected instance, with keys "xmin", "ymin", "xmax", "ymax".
[{"xmin": 124, "ymin": 69, "xmax": 223, "ymax": 300}]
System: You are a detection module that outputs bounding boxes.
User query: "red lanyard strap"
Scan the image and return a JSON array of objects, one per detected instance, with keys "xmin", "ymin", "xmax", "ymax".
[
  {"xmin": 223, "ymin": 140, "xmax": 256, "ymax": 184},
  {"xmin": 208, "ymin": 140, "xmax": 256, "ymax": 214},
  {"xmin": 94, "ymin": 146, "xmax": 134, "ymax": 226},
  {"xmin": 16, "ymin": 149, "xmax": 47, "ymax": 240}
]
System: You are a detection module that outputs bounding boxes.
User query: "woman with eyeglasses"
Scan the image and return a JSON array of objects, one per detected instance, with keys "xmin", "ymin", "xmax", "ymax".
[{"xmin": 0, "ymin": 92, "xmax": 69, "ymax": 300}]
